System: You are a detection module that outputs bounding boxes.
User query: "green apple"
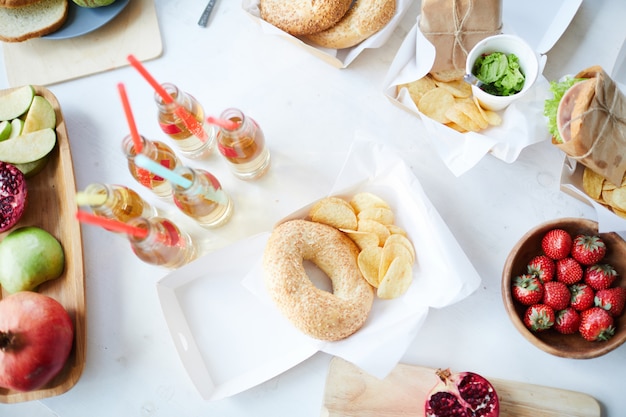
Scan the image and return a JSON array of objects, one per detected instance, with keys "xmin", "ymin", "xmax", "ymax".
[
  {"xmin": 0, "ymin": 128, "xmax": 56, "ymax": 164},
  {"xmin": 22, "ymin": 95, "xmax": 56, "ymax": 134},
  {"xmin": 0, "ymin": 121, "xmax": 11, "ymax": 141},
  {"xmin": 14, "ymin": 157, "xmax": 49, "ymax": 178},
  {"xmin": 8, "ymin": 118, "xmax": 24, "ymax": 139},
  {"xmin": 0, "ymin": 85, "xmax": 34, "ymax": 121},
  {"xmin": 72, "ymin": 0, "xmax": 116, "ymax": 7},
  {"xmin": 0, "ymin": 226, "xmax": 65, "ymax": 293}
]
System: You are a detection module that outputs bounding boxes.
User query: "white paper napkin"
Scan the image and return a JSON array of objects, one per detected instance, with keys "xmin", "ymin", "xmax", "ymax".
[{"xmin": 242, "ymin": 137, "xmax": 481, "ymax": 378}]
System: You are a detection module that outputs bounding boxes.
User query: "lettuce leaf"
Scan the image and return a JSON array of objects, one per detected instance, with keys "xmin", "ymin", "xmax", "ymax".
[{"xmin": 544, "ymin": 77, "xmax": 585, "ymax": 143}]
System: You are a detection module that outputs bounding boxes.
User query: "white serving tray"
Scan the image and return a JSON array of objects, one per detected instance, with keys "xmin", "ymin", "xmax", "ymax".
[{"xmin": 156, "ymin": 139, "xmax": 481, "ymax": 400}]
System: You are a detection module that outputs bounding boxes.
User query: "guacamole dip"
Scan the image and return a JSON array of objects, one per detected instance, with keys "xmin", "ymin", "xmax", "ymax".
[{"xmin": 472, "ymin": 52, "xmax": 525, "ymax": 96}]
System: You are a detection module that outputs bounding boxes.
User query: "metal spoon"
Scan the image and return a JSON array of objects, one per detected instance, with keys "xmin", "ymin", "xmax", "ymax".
[{"xmin": 463, "ymin": 73, "xmax": 484, "ymax": 89}]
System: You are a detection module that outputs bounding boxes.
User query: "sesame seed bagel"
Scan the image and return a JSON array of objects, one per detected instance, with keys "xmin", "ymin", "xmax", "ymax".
[
  {"xmin": 259, "ymin": 0, "xmax": 353, "ymax": 36},
  {"xmin": 304, "ymin": 0, "xmax": 396, "ymax": 49},
  {"xmin": 263, "ymin": 219, "xmax": 374, "ymax": 341}
]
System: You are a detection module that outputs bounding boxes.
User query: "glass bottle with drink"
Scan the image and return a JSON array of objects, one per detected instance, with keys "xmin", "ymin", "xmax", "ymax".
[
  {"xmin": 214, "ymin": 108, "xmax": 271, "ymax": 180},
  {"xmin": 122, "ymin": 134, "xmax": 181, "ymax": 199},
  {"xmin": 79, "ymin": 183, "xmax": 157, "ymax": 223},
  {"xmin": 156, "ymin": 83, "xmax": 216, "ymax": 159},
  {"xmin": 172, "ymin": 166, "xmax": 234, "ymax": 228},
  {"xmin": 127, "ymin": 216, "xmax": 197, "ymax": 269}
]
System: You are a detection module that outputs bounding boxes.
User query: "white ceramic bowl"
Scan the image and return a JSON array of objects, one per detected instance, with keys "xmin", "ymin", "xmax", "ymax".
[{"xmin": 466, "ymin": 34, "xmax": 539, "ymax": 111}]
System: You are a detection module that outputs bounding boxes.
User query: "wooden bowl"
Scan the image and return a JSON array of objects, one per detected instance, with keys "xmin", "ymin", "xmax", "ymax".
[{"xmin": 502, "ymin": 218, "xmax": 626, "ymax": 359}]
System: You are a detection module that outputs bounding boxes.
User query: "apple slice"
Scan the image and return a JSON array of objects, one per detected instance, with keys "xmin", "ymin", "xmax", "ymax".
[
  {"xmin": 0, "ymin": 85, "xmax": 35, "ymax": 121},
  {"xmin": 0, "ymin": 128, "xmax": 56, "ymax": 164},
  {"xmin": 22, "ymin": 95, "xmax": 56, "ymax": 134},
  {"xmin": 14, "ymin": 156, "xmax": 49, "ymax": 178},
  {"xmin": 8, "ymin": 118, "xmax": 23, "ymax": 139},
  {"xmin": 0, "ymin": 120, "xmax": 11, "ymax": 141}
]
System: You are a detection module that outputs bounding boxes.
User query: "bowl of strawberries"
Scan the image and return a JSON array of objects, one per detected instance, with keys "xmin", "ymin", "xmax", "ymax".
[{"xmin": 502, "ymin": 218, "xmax": 626, "ymax": 359}]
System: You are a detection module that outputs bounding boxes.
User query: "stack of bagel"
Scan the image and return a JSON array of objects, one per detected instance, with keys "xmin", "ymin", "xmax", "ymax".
[
  {"xmin": 259, "ymin": 0, "xmax": 396, "ymax": 50},
  {"xmin": 0, "ymin": 0, "xmax": 68, "ymax": 42}
]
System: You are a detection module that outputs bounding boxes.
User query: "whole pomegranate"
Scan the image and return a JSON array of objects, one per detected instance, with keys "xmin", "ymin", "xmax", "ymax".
[
  {"xmin": 425, "ymin": 368, "xmax": 499, "ymax": 417},
  {"xmin": 0, "ymin": 161, "xmax": 27, "ymax": 233},
  {"xmin": 0, "ymin": 291, "xmax": 74, "ymax": 392}
]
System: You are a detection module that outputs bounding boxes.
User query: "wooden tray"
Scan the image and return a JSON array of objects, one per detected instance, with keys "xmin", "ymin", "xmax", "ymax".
[
  {"xmin": 322, "ymin": 358, "xmax": 601, "ymax": 417},
  {"xmin": 0, "ymin": 86, "xmax": 86, "ymax": 403}
]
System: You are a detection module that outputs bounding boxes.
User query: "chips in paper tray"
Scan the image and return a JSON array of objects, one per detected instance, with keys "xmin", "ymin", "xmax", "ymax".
[{"xmin": 156, "ymin": 138, "xmax": 481, "ymax": 400}]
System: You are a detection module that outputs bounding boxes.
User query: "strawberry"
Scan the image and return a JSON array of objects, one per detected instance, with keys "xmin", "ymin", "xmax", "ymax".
[
  {"xmin": 594, "ymin": 287, "xmax": 626, "ymax": 317},
  {"xmin": 512, "ymin": 274, "xmax": 544, "ymax": 305},
  {"xmin": 571, "ymin": 234, "xmax": 606, "ymax": 265},
  {"xmin": 556, "ymin": 257, "xmax": 583, "ymax": 285},
  {"xmin": 584, "ymin": 263, "xmax": 617, "ymax": 290},
  {"xmin": 527, "ymin": 255, "xmax": 555, "ymax": 283},
  {"xmin": 523, "ymin": 304, "xmax": 555, "ymax": 332},
  {"xmin": 569, "ymin": 283, "xmax": 595, "ymax": 311},
  {"xmin": 554, "ymin": 307, "xmax": 581, "ymax": 335},
  {"xmin": 541, "ymin": 229, "xmax": 572, "ymax": 260},
  {"xmin": 579, "ymin": 307, "xmax": 615, "ymax": 341},
  {"xmin": 542, "ymin": 281, "xmax": 570, "ymax": 310}
]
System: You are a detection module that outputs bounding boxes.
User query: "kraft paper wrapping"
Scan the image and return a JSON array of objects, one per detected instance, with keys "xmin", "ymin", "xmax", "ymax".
[
  {"xmin": 557, "ymin": 66, "xmax": 626, "ymax": 186},
  {"xmin": 419, "ymin": 0, "xmax": 502, "ymax": 76}
]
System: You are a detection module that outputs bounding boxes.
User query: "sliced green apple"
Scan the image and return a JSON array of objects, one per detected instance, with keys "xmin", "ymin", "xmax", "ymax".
[
  {"xmin": 0, "ymin": 120, "xmax": 11, "ymax": 141},
  {"xmin": 8, "ymin": 118, "xmax": 24, "ymax": 139},
  {"xmin": 14, "ymin": 156, "xmax": 49, "ymax": 178},
  {"xmin": 0, "ymin": 128, "xmax": 56, "ymax": 164},
  {"xmin": 0, "ymin": 85, "xmax": 35, "ymax": 121},
  {"xmin": 22, "ymin": 95, "xmax": 56, "ymax": 134}
]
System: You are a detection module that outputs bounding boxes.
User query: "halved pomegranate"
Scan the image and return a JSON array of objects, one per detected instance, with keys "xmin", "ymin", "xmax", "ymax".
[
  {"xmin": 425, "ymin": 368, "xmax": 500, "ymax": 417},
  {"xmin": 0, "ymin": 161, "xmax": 27, "ymax": 233}
]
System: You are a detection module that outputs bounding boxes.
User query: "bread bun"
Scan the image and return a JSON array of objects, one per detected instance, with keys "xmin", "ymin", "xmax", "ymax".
[
  {"xmin": 259, "ymin": 0, "xmax": 353, "ymax": 36},
  {"xmin": 304, "ymin": 0, "xmax": 396, "ymax": 49},
  {"xmin": 0, "ymin": 0, "xmax": 68, "ymax": 42},
  {"xmin": 263, "ymin": 219, "xmax": 374, "ymax": 341}
]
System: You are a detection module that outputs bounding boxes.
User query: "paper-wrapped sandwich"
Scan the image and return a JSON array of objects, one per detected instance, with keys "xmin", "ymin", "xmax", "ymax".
[
  {"xmin": 419, "ymin": 0, "xmax": 502, "ymax": 81},
  {"xmin": 545, "ymin": 66, "xmax": 626, "ymax": 187}
]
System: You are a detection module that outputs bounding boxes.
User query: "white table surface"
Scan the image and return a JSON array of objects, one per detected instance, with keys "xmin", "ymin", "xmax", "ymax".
[{"xmin": 1, "ymin": 0, "xmax": 626, "ymax": 415}]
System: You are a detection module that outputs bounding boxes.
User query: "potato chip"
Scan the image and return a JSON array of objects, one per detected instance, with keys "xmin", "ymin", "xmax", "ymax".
[
  {"xmin": 445, "ymin": 104, "xmax": 482, "ymax": 132},
  {"xmin": 377, "ymin": 257, "xmax": 413, "ymax": 299},
  {"xmin": 472, "ymin": 97, "xmax": 502, "ymax": 126},
  {"xmin": 434, "ymin": 78, "xmax": 472, "ymax": 98},
  {"xmin": 310, "ymin": 197, "xmax": 357, "ymax": 230},
  {"xmin": 358, "ymin": 219, "xmax": 391, "ymax": 246},
  {"xmin": 379, "ymin": 241, "xmax": 413, "ymax": 279},
  {"xmin": 459, "ymin": 101, "xmax": 489, "ymax": 130},
  {"xmin": 582, "ymin": 167, "xmax": 605, "ymax": 200},
  {"xmin": 445, "ymin": 121, "xmax": 467, "ymax": 133},
  {"xmin": 341, "ymin": 229, "xmax": 379, "ymax": 250},
  {"xmin": 350, "ymin": 192, "xmax": 391, "ymax": 213},
  {"xmin": 357, "ymin": 207, "xmax": 395, "ymax": 225},
  {"xmin": 358, "ymin": 246, "xmax": 383, "ymax": 288},
  {"xmin": 611, "ymin": 187, "xmax": 626, "ymax": 211},
  {"xmin": 384, "ymin": 234, "xmax": 416, "ymax": 263},
  {"xmin": 386, "ymin": 224, "xmax": 407, "ymax": 236},
  {"xmin": 398, "ymin": 75, "xmax": 437, "ymax": 105},
  {"xmin": 613, "ymin": 206, "xmax": 626, "ymax": 219},
  {"xmin": 418, "ymin": 88, "xmax": 455, "ymax": 124}
]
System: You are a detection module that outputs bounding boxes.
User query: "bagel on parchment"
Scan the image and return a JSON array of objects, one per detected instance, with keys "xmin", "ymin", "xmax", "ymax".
[
  {"xmin": 262, "ymin": 219, "xmax": 374, "ymax": 341},
  {"xmin": 304, "ymin": 0, "xmax": 396, "ymax": 49},
  {"xmin": 259, "ymin": 0, "xmax": 353, "ymax": 36}
]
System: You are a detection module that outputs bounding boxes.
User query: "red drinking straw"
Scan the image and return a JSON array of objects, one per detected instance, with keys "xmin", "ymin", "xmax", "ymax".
[
  {"xmin": 76, "ymin": 210, "xmax": 148, "ymax": 239},
  {"xmin": 117, "ymin": 83, "xmax": 142, "ymax": 153},
  {"xmin": 126, "ymin": 54, "xmax": 207, "ymax": 141},
  {"xmin": 206, "ymin": 116, "xmax": 239, "ymax": 130}
]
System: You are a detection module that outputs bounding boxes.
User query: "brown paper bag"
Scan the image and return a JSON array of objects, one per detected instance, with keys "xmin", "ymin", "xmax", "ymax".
[
  {"xmin": 557, "ymin": 66, "xmax": 626, "ymax": 186},
  {"xmin": 419, "ymin": 0, "xmax": 502, "ymax": 80}
]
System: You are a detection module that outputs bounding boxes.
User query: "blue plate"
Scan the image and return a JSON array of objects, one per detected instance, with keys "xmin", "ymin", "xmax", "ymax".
[{"xmin": 42, "ymin": 0, "xmax": 130, "ymax": 40}]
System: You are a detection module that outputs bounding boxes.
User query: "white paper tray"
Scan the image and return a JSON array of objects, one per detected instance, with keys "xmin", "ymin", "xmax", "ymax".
[
  {"xmin": 156, "ymin": 138, "xmax": 481, "ymax": 400},
  {"xmin": 383, "ymin": 0, "xmax": 582, "ymax": 176}
]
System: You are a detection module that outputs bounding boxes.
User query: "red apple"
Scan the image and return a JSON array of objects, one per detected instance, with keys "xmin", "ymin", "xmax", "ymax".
[{"xmin": 0, "ymin": 291, "xmax": 73, "ymax": 392}]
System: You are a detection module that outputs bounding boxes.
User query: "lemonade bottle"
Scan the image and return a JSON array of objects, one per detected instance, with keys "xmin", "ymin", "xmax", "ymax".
[{"xmin": 79, "ymin": 183, "xmax": 157, "ymax": 223}]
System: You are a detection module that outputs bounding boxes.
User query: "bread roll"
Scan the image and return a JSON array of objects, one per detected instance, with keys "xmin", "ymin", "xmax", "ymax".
[
  {"xmin": 259, "ymin": 0, "xmax": 352, "ymax": 36},
  {"xmin": 0, "ymin": 0, "xmax": 68, "ymax": 42}
]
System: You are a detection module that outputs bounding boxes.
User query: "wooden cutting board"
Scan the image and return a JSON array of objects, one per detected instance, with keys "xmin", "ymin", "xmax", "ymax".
[
  {"xmin": 2, "ymin": 0, "xmax": 162, "ymax": 87},
  {"xmin": 321, "ymin": 358, "xmax": 601, "ymax": 417}
]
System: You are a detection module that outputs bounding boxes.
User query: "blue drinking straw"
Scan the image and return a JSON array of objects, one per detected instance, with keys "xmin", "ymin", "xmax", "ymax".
[{"xmin": 134, "ymin": 154, "xmax": 228, "ymax": 205}]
